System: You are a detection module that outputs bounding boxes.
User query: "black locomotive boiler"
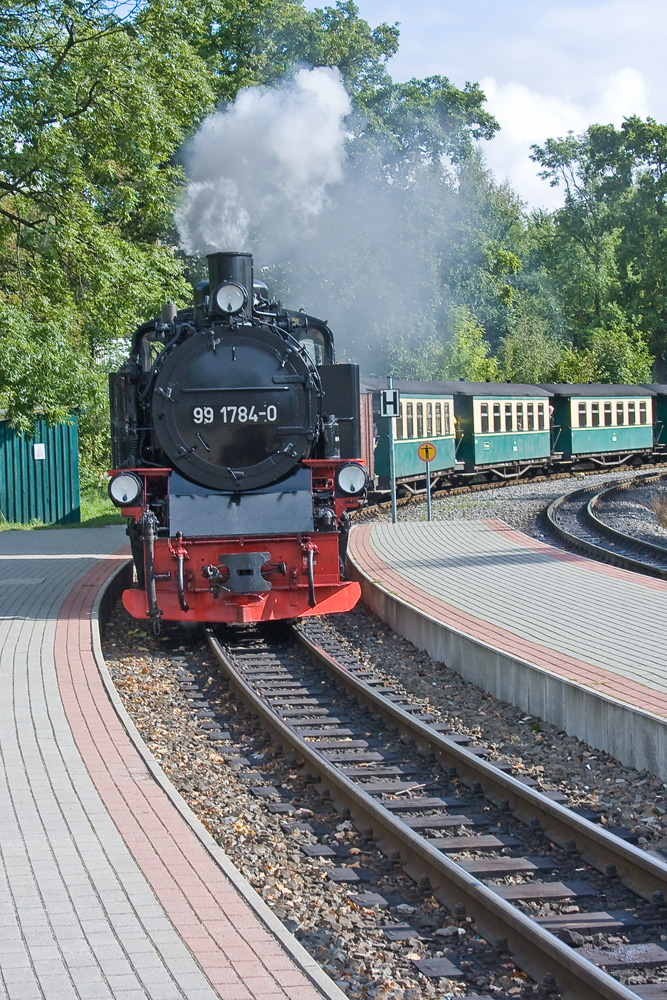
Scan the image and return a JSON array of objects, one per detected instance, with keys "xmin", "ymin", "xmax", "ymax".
[{"xmin": 108, "ymin": 251, "xmax": 367, "ymax": 630}]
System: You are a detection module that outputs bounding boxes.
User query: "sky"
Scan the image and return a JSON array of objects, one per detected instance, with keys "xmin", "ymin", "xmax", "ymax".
[{"xmin": 342, "ymin": 0, "xmax": 667, "ymax": 209}]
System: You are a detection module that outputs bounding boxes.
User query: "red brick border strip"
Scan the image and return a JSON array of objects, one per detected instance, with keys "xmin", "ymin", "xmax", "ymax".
[
  {"xmin": 350, "ymin": 524, "xmax": 667, "ymax": 720},
  {"xmin": 483, "ymin": 517, "xmax": 667, "ymax": 593},
  {"xmin": 55, "ymin": 553, "xmax": 332, "ymax": 1000}
]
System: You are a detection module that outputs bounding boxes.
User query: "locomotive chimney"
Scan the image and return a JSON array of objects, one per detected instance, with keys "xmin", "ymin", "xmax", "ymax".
[{"xmin": 207, "ymin": 251, "xmax": 254, "ymax": 321}]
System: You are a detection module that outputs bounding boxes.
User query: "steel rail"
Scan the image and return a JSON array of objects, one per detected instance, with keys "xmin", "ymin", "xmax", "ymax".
[
  {"xmin": 207, "ymin": 629, "xmax": 664, "ymax": 1000},
  {"xmin": 297, "ymin": 625, "xmax": 667, "ymax": 902},
  {"xmin": 546, "ymin": 471, "xmax": 667, "ymax": 578},
  {"xmin": 586, "ymin": 473, "xmax": 667, "ymax": 559}
]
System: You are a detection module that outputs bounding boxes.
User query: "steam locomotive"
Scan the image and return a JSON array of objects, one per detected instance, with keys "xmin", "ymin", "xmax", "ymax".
[{"xmin": 109, "ymin": 251, "xmax": 367, "ymax": 631}]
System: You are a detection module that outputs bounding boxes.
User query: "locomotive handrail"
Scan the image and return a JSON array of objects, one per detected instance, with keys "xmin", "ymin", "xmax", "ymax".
[{"xmin": 179, "ymin": 385, "xmax": 291, "ymax": 392}]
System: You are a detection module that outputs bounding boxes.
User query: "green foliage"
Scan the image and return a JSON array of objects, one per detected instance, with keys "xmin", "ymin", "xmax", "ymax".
[
  {"xmin": 439, "ymin": 307, "xmax": 501, "ymax": 381},
  {"xmin": 499, "ymin": 292, "xmax": 564, "ymax": 383},
  {"xmin": 530, "ymin": 118, "xmax": 666, "ymax": 375},
  {"xmin": 360, "ymin": 75, "xmax": 498, "ymax": 166},
  {"xmin": 2, "ymin": 0, "xmax": 660, "ymax": 489},
  {"xmin": 0, "ymin": 0, "xmax": 208, "ymax": 459},
  {"xmin": 0, "ymin": 0, "xmax": 405, "ymax": 473},
  {"xmin": 588, "ymin": 305, "xmax": 654, "ymax": 383}
]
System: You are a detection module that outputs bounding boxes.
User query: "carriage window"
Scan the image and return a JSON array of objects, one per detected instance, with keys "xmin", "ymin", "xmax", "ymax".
[
  {"xmin": 480, "ymin": 403, "xmax": 489, "ymax": 433},
  {"xmin": 406, "ymin": 402, "xmax": 414, "ymax": 437},
  {"xmin": 604, "ymin": 401, "xmax": 612, "ymax": 426},
  {"xmin": 578, "ymin": 402, "xmax": 587, "ymax": 427},
  {"xmin": 417, "ymin": 402, "xmax": 424, "ymax": 437},
  {"xmin": 493, "ymin": 402, "xmax": 501, "ymax": 432},
  {"xmin": 640, "ymin": 400, "xmax": 648, "ymax": 424},
  {"xmin": 628, "ymin": 401, "xmax": 636, "ymax": 425},
  {"xmin": 395, "ymin": 405, "xmax": 404, "ymax": 440},
  {"xmin": 435, "ymin": 403, "xmax": 442, "ymax": 436},
  {"xmin": 591, "ymin": 402, "xmax": 600, "ymax": 427},
  {"xmin": 537, "ymin": 402, "xmax": 545, "ymax": 430},
  {"xmin": 527, "ymin": 403, "xmax": 535, "ymax": 430},
  {"xmin": 516, "ymin": 403, "xmax": 524, "ymax": 431},
  {"xmin": 427, "ymin": 402, "xmax": 433, "ymax": 436},
  {"xmin": 505, "ymin": 403, "xmax": 513, "ymax": 432},
  {"xmin": 444, "ymin": 402, "xmax": 451, "ymax": 435},
  {"xmin": 616, "ymin": 402, "xmax": 625, "ymax": 425}
]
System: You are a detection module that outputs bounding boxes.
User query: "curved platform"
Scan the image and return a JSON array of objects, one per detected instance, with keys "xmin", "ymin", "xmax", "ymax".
[
  {"xmin": 349, "ymin": 520, "xmax": 667, "ymax": 781},
  {"xmin": 0, "ymin": 527, "xmax": 344, "ymax": 1000}
]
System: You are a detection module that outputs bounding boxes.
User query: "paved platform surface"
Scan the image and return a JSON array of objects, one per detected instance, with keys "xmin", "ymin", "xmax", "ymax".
[
  {"xmin": 0, "ymin": 527, "xmax": 339, "ymax": 1000},
  {"xmin": 351, "ymin": 519, "xmax": 667, "ymax": 713},
  {"xmin": 349, "ymin": 520, "xmax": 667, "ymax": 776}
]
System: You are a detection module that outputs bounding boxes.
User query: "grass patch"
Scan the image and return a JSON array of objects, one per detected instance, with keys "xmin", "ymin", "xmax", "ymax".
[
  {"xmin": 79, "ymin": 483, "xmax": 125, "ymax": 527},
  {"xmin": 0, "ymin": 483, "xmax": 124, "ymax": 530}
]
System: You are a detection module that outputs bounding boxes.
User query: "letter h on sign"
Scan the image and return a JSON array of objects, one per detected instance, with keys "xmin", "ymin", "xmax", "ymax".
[{"xmin": 380, "ymin": 389, "xmax": 400, "ymax": 418}]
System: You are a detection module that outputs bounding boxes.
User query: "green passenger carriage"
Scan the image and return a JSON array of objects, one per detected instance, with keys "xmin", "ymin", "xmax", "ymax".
[
  {"xmin": 449, "ymin": 382, "xmax": 552, "ymax": 476},
  {"xmin": 541, "ymin": 384, "xmax": 656, "ymax": 465},
  {"xmin": 643, "ymin": 385, "xmax": 667, "ymax": 456},
  {"xmin": 361, "ymin": 378, "xmax": 457, "ymax": 491}
]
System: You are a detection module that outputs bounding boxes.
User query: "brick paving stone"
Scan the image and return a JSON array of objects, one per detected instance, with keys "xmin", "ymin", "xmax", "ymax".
[{"xmin": 1, "ymin": 528, "xmax": 343, "ymax": 1000}]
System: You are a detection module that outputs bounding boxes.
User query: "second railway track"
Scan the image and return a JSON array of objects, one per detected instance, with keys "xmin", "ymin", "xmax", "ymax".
[
  {"xmin": 545, "ymin": 471, "xmax": 667, "ymax": 578},
  {"xmin": 205, "ymin": 620, "xmax": 667, "ymax": 1000}
]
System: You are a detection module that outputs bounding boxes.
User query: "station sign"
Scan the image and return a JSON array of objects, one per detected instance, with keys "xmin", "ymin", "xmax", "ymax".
[
  {"xmin": 417, "ymin": 441, "xmax": 437, "ymax": 463},
  {"xmin": 380, "ymin": 389, "xmax": 400, "ymax": 418}
]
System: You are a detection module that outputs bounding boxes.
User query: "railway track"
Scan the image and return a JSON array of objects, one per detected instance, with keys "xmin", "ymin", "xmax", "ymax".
[
  {"xmin": 545, "ymin": 471, "xmax": 667, "ymax": 578},
  {"xmin": 360, "ymin": 463, "xmax": 667, "ymax": 526},
  {"xmin": 205, "ymin": 620, "xmax": 667, "ymax": 1000}
]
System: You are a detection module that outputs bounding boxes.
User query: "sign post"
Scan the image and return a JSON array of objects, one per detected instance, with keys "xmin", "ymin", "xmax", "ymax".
[
  {"xmin": 417, "ymin": 441, "xmax": 437, "ymax": 521},
  {"xmin": 381, "ymin": 380, "xmax": 400, "ymax": 523}
]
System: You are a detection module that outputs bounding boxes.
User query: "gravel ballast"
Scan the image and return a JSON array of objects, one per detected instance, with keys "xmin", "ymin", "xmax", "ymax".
[
  {"xmin": 101, "ymin": 470, "xmax": 667, "ymax": 997},
  {"xmin": 363, "ymin": 468, "xmax": 667, "ymax": 546}
]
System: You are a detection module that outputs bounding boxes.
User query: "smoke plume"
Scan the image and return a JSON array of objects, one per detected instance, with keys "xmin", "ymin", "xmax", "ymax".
[
  {"xmin": 176, "ymin": 68, "xmax": 351, "ymax": 254},
  {"xmin": 176, "ymin": 66, "xmax": 461, "ymax": 373}
]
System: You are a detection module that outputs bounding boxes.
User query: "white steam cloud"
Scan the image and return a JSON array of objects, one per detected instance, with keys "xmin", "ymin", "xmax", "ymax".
[
  {"xmin": 174, "ymin": 65, "xmax": 450, "ymax": 370},
  {"xmin": 176, "ymin": 67, "xmax": 352, "ymax": 253}
]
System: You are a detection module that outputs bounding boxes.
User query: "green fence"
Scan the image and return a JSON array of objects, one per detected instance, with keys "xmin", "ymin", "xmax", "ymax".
[{"xmin": 0, "ymin": 416, "xmax": 81, "ymax": 525}]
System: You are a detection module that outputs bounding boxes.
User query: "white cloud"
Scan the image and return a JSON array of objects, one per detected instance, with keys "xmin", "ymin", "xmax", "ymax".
[
  {"xmin": 310, "ymin": 0, "xmax": 667, "ymax": 206},
  {"xmin": 480, "ymin": 68, "xmax": 651, "ymax": 209}
]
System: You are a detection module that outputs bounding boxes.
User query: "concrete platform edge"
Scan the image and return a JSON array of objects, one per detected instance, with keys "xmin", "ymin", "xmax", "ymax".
[
  {"xmin": 92, "ymin": 559, "xmax": 349, "ymax": 1000},
  {"xmin": 348, "ymin": 550, "xmax": 667, "ymax": 781}
]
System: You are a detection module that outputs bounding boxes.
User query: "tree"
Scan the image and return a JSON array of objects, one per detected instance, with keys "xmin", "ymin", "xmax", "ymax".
[
  {"xmin": 499, "ymin": 292, "xmax": 564, "ymax": 383},
  {"xmin": 439, "ymin": 307, "xmax": 500, "ymax": 381},
  {"xmin": 0, "ymin": 0, "xmax": 214, "ymax": 436},
  {"xmin": 529, "ymin": 118, "xmax": 667, "ymax": 376},
  {"xmin": 0, "ymin": 0, "xmax": 403, "ymax": 448},
  {"xmin": 530, "ymin": 132, "xmax": 623, "ymax": 328}
]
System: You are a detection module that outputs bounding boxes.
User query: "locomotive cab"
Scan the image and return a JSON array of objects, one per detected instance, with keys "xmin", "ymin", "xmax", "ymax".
[{"xmin": 109, "ymin": 251, "xmax": 366, "ymax": 630}]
